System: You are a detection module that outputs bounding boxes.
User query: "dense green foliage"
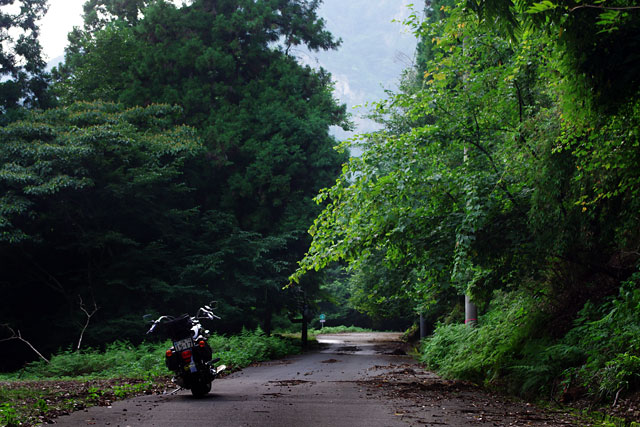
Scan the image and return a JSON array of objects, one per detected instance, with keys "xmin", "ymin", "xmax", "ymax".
[
  {"xmin": 0, "ymin": 101, "xmax": 206, "ymax": 351},
  {"xmin": 0, "ymin": 0, "xmax": 349, "ymax": 370},
  {"xmin": 53, "ymin": 0, "xmax": 349, "ymax": 240},
  {"xmin": 294, "ymin": 0, "xmax": 553, "ymax": 315},
  {"xmin": 307, "ymin": 325, "xmax": 371, "ymax": 334},
  {"xmin": 421, "ymin": 273, "xmax": 640, "ymax": 400},
  {"xmin": 420, "ymin": 291, "xmax": 547, "ymax": 388},
  {"xmin": 312, "ymin": 264, "xmax": 413, "ymax": 329},
  {"xmin": 292, "ymin": 0, "xmax": 640, "ymax": 403},
  {"xmin": 562, "ymin": 273, "xmax": 640, "ymax": 399}
]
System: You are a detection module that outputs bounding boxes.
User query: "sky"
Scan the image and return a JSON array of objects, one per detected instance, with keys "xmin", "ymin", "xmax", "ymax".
[
  {"xmin": 36, "ymin": 0, "xmax": 419, "ymax": 140},
  {"xmin": 304, "ymin": 0, "xmax": 418, "ymax": 139},
  {"xmin": 39, "ymin": 0, "xmax": 85, "ymax": 63}
]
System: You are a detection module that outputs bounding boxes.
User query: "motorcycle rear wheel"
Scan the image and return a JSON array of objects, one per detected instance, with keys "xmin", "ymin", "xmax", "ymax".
[{"xmin": 190, "ymin": 381, "xmax": 212, "ymax": 397}]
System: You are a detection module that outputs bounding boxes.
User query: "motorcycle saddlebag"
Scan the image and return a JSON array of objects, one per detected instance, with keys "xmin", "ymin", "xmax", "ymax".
[
  {"xmin": 193, "ymin": 342, "xmax": 213, "ymax": 362},
  {"xmin": 166, "ymin": 351, "xmax": 180, "ymax": 370}
]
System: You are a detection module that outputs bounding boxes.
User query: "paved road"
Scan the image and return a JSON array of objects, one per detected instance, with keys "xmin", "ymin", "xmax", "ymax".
[
  {"xmin": 55, "ymin": 333, "xmax": 411, "ymax": 427},
  {"xmin": 54, "ymin": 333, "xmax": 585, "ymax": 426}
]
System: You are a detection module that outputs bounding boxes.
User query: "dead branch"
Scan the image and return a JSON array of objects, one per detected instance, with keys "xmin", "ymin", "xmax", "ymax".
[
  {"xmin": 613, "ymin": 387, "xmax": 622, "ymax": 408},
  {"xmin": 76, "ymin": 296, "xmax": 99, "ymax": 351},
  {"xmin": 0, "ymin": 324, "xmax": 49, "ymax": 364}
]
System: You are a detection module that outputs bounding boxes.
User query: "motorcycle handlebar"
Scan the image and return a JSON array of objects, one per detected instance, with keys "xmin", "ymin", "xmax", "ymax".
[
  {"xmin": 196, "ymin": 307, "xmax": 221, "ymax": 320},
  {"xmin": 146, "ymin": 315, "xmax": 174, "ymax": 334},
  {"xmin": 146, "ymin": 305, "xmax": 221, "ymax": 333}
]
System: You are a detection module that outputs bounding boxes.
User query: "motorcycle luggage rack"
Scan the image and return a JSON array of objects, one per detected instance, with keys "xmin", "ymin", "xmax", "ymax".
[{"xmin": 163, "ymin": 314, "xmax": 192, "ymax": 340}]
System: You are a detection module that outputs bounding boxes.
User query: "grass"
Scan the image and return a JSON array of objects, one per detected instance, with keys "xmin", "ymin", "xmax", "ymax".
[
  {"xmin": 0, "ymin": 377, "xmax": 167, "ymax": 427},
  {"xmin": 1, "ymin": 328, "xmax": 300, "ymax": 381},
  {"xmin": 309, "ymin": 325, "xmax": 373, "ymax": 334},
  {"xmin": 1, "ymin": 341, "xmax": 168, "ymax": 381}
]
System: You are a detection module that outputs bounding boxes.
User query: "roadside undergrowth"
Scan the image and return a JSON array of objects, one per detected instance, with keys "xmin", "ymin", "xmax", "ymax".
[
  {"xmin": 419, "ymin": 274, "xmax": 640, "ymax": 425},
  {"xmin": 0, "ymin": 377, "xmax": 171, "ymax": 426}
]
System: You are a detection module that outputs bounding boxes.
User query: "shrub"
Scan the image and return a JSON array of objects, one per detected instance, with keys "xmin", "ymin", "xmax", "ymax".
[
  {"xmin": 420, "ymin": 290, "xmax": 546, "ymax": 387},
  {"xmin": 419, "ymin": 273, "xmax": 640, "ymax": 401},
  {"xmin": 560, "ymin": 273, "xmax": 640, "ymax": 398},
  {"xmin": 214, "ymin": 328, "xmax": 299, "ymax": 369}
]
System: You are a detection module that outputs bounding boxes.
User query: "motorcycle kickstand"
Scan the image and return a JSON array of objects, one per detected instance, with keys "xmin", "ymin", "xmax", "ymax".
[
  {"xmin": 166, "ymin": 387, "xmax": 183, "ymax": 395},
  {"xmin": 166, "ymin": 378, "xmax": 184, "ymax": 395}
]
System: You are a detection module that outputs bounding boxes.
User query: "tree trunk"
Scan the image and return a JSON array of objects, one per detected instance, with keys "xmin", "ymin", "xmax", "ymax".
[
  {"xmin": 263, "ymin": 306, "xmax": 272, "ymax": 337},
  {"xmin": 301, "ymin": 318, "xmax": 308, "ymax": 348},
  {"xmin": 419, "ymin": 314, "xmax": 427, "ymax": 339}
]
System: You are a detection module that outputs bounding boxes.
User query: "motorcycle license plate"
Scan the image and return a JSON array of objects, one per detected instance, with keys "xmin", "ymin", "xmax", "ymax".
[{"xmin": 173, "ymin": 338, "xmax": 193, "ymax": 352}]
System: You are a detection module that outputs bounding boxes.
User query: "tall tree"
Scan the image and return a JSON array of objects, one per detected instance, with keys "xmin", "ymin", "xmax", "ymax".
[
  {"xmin": 82, "ymin": 0, "xmax": 149, "ymax": 30},
  {"xmin": 0, "ymin": 0, "xmax": 53, "ymax": 123},
  {"xmin": 291, "ymin": 2, "xmax": 556, "ymax": 322},
  {"xmin": 51, "ymin": 0, "xmax": 350, "ymax": 334}
]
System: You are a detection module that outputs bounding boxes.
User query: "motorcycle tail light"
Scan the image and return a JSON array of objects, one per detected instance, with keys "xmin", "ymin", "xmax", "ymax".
[
  {"xmin": 181, "ymin": 350, "xmax": 192, "ymax": 360},
  {"xmin": 198, "ymin": 340, "xmax": 206, "ymax": 348},
  {"xmin": 165, "ymin": 349, "xmax": 173, "ymax": 357}
]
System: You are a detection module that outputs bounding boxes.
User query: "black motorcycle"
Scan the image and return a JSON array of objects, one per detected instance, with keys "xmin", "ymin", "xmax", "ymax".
[{"xmin": 146, "ymin": 303, "xmax": 226, "ymax": 397}]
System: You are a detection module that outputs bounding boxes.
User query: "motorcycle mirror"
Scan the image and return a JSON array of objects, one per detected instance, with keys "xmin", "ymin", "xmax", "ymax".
[{"xmin": 142, "ymin": 314, "xmax": 154, "ymax": 322}]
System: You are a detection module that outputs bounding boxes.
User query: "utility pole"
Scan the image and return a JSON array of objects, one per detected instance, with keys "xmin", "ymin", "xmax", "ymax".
[
  {"xmin": 419, "ymin": 314, "xmax": 427, "ymax": 339},
  {"xmin": 463, "ymin": 145, "xmax": 478, "ymax": 327},
  {"xmin": 301, "ymin": 303, "xmax": 309, "ymax": 347},
  {"xmin": 465, "ymin": 295, "xmax": 477, "ymax": 326}
]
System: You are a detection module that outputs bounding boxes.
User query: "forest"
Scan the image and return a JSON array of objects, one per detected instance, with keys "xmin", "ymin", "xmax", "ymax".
[
  {"xmin": 0, "ymin": 0, "xmax": 349, "ymax": 370},
  {"xmin": 2, "ymin": 0, "xmax": 640, "ymax": 411}
]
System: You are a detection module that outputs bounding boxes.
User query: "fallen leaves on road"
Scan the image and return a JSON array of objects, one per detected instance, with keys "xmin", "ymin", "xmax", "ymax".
[
  {"xmin": 358, "ymin": 364, "xmax": 590, "ymax": 426},
  {"xmin": 267, "ymin": 379, "xmax": 312, "ymax": 387}
]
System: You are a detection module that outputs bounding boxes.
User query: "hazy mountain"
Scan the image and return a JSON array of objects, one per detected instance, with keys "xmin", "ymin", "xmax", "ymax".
[
  {"xmin": 295, "ymin": 0, "xmax": 419, "ymax": 140},
  {"xmin": 46, "ymin": 55, "xmax": 64, "ymax": 71}
]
